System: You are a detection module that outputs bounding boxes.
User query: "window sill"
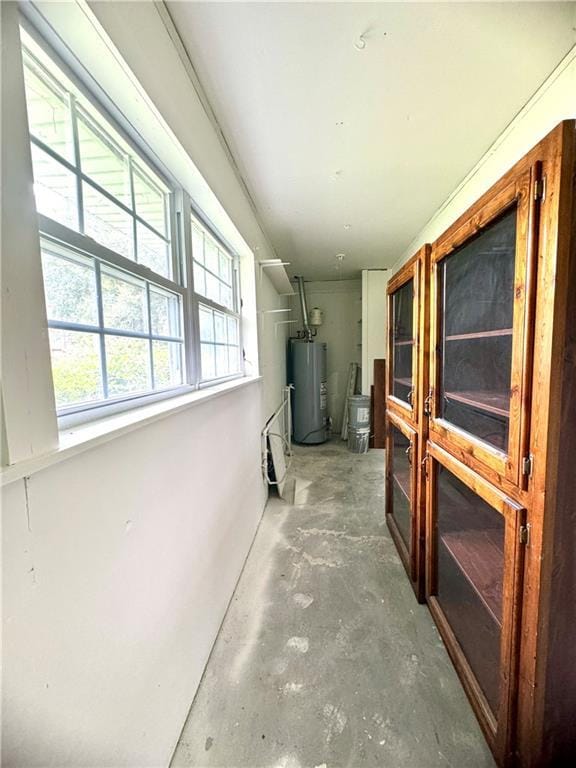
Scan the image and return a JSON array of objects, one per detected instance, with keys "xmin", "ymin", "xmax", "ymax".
[{"xmin": 1, "ymin": 375, "xmax": 262, "ymax": 487}]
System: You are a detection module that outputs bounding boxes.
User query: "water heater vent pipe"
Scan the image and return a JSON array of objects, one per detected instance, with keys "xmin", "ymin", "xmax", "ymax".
[{"xmin": 295, "ymin": 276, "xmax": 312, "ymax": 340}]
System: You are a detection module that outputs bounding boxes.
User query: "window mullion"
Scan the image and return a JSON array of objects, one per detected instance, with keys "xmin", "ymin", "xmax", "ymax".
[
  {"xmin": 69, "ymin": 93, "xmax": 84, "ymax": 233},
  {"xmin": 146, "ymin": 282, "xmax": 155, "ymax": 391},
  {"xmin": 94, "ymin": 260, "xmax": 109, "ymax": 399},
  {"xmin": 179, "ymin": 191, "xmax": 200, "ymax": 388},
  {"xmin": 169, "ymin": 194, "xmax": 180, "ymax": 284}
]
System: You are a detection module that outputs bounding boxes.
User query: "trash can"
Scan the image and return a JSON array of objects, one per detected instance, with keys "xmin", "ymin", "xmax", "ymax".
[
  {"xmin": 348, "ymin": 395, "xmax": 371, "ymax": 429},
  {"xmin": 347, "ymin": 426, "xmax": 370, "ymax": 454}
]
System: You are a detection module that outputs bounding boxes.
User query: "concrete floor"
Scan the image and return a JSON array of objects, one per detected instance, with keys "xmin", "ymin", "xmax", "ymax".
[{"xmin": 171, "ymin": 440, "xmax": 495, "ymax": 768}]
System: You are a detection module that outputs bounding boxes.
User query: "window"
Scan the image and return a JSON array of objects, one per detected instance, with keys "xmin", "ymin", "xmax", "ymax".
[
  {"xmin": 20, "ymin": 24, "xmax": 245, "ymax": 420},
  {"xmin": 192, "ymin": 219, "xmax": 242, "ymax": 381},
  {"xmin": 42, "ymin": 240, "xmax": 184, "ymax": 409},
  {"xmin": 22, "ymin": 31, "xmax": 173, "ymax": 279}
]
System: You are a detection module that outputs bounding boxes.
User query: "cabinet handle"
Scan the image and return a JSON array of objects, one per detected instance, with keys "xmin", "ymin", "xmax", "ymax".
[
  {"xmin": 407, "ymin": 388, "xmax": 414, "ymax": 405},
  {"xmin": 405, "ymin": 443, "xmax": 413, "ymax": 465},
  {"xmin": 424, "ymin": 389, "xmax": 433, "ymax": 417},
  {"xmin": 421, "ymin": 453, "xmax": 429, "ymax": 477}
]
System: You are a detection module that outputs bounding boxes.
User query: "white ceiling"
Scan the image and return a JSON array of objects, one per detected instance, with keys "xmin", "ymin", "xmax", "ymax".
[{"xmin": 167, "ymin": 1, "xmax": 576, "ymax": 280}]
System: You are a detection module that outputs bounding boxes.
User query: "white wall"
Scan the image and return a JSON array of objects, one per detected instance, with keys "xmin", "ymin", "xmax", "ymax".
[
  {"xmin": 1, "ymin": 2, "xmax": 287, "ymax": 766},
  {"xmin": 361, "ymin": 270, "xmax": 388, "ymax": 395},
  {"xmin": 2, "ymin": 383, "xmax": 265, "ymax": 768},
  {"xmin": 390, "ymin": 46, "xmax": 576, "ymax": 275},
  {"xmin": 291, "ymin": 280, "xmax": 362, "ymax": 433},
  {"xmin": 258, "ymin": 272, "xmax": 290, "ymax": 421}
]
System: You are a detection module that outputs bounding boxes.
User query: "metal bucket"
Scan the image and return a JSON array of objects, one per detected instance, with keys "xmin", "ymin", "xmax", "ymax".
[
  {"xmin": 348, "ymin": 395, "xmax": 371, "ymax": 429},
  {"xmin": 347, "ymin": 426, "xmax": 370, "ymax": 454}
]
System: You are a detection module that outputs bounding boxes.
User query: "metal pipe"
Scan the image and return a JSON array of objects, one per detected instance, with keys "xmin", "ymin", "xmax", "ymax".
[{"xmin": 295, "ymin": 275, "xmax": 311, "ymax": 337}]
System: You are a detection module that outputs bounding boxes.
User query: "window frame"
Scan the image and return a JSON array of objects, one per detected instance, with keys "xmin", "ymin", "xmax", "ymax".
[{"xmin": 20, "ymin": 19, "xmax": 246, "ymax": 426}]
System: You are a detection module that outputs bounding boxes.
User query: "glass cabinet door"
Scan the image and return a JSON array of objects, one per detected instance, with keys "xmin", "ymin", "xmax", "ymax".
[
  {"xmin": 386, "ymin": 415, "xmax": 417, "ymax": 579},
  {"xmin": 439, "ymin": 208, "xmax": 515, "ymax": 453},
  {"xmin": 426, "ymin": 445, "xmax": 525, "ymax": 755},
  {"xmin": 392, "ymin": 279, "xmax": 414, "ymax": 404},
  {"xmin": 430, "ymin": 167, "xmax": 537, "ymax": 485},
  {"xmin": 387, "ymin": 257, "xmax": 420, "ymax": 424}
]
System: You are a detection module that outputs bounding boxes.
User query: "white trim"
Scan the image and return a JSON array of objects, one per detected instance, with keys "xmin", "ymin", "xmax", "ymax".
[
  {"xmin": 1, "ymin": 375, "xmax": 262, "ymax": 486},
  {"xmin": 1, "ymin": 3, "xmax": 59, "ymax": 464}
]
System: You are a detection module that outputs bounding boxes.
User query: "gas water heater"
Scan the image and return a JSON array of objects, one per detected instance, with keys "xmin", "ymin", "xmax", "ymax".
[{"xmin": 288, "ymin": 277, "xmax": 327, "ymax": 444}]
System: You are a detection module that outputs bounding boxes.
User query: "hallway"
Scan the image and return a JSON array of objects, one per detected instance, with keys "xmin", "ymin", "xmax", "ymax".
[{"xmin": 172, "ymin": 442, "xmax": 495, "ymax": 768}]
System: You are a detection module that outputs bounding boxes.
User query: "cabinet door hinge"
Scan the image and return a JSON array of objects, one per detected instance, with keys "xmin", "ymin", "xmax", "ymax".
[
  {"xmin": 519, "ymin": 523, "xmax": 531, "ymax": 546},
  {"xmin": 534, "ymin": 177, "xmax": 546, "ymax": 202},
  {"xmin": 522, "ymin": 454, "xmax": 534, "ymax": 477}
]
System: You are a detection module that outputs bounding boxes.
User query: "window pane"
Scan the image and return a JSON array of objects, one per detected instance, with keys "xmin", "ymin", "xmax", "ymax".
[
  {"xmin": 101, "ymin": 266, "xmax": 147, "ymax": 333},
  {"xmin": 219, "ymin": 252, "xmax": 231, "ymax": 283},
  {"xmin": 199, "ymin": 306, "xmax": 214, "ymax": 342},
  {"xmin": 31, "ymin": 145, "xmax": 78, "ymax": 229},
  {"xmin": 83, "ymin": 182, "xmax": 133, "ymax": 259},
  {"xmin": 205, "ymin": 272, "xmax": 220, "ymax": 304},
  {"xmin": 192, "ymin": 224, "xmax": 204, "ymax": 264},
  {"xmin": 220, "ymin": 283, "xmax": 233, "ymax": 311},
  {"xmin": 136, "ymin": 223, "xmax": 170, "ymax": 277},
  {"xmin": 194, "ymin": 263, "xmax": 206, "ymax": 297},
  {"xmin": 214, "ymin": 311, "xmax": 227, "ymax": 343},
  {"xmin": 228, "ymin": 345, "xmax": 240, "ymax": 373},
  {"xmin": 227, "ymin": 316, "xmax": 239, "ymax": 345},
  {"xmin": 153, "ymin": 341, "xmax": 183, "ymax": 389},
  {"xmin": 105, "ymin": 335, "xmax": 150, "ymax": 396},
  {"xmin": 77, "ymin": 109, "xmax": 130, "ymax": 205},
  {"xmin": 201, "ymin": 343, "xmax": 216, "ymax": 380},
  {"xmin": 133, "ymin": 167, "xmax": 166, "ymax": 235},
  {"xmin": 23, "ymin": 55, "xmax": 74, "ymax": 162},
  {"xmin": 205, "ymin": 238, "xmax": 219, "ymax": 275},
  {"xmin": 216, "ymin": 345, "xmax": 229, "ymax": 377},
  {"xmin": 42, "ymin": 248, "xmax": 98, "ymax": 326},
  {"xmin": 150, "ymin": 287, "xmax": 181, "ymax": 338},
  {"xmin": 49, "ymin": 329, "xmax": 103, "ymax": 407}
]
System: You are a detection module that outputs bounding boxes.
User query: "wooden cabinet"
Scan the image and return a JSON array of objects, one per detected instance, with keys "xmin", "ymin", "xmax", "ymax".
[
  {"xmin": 386, "ymin": 245, "xmax": 429, "ymax": 601},
  {"xmin": 385, "ymin": 121, "xmax": 576, "ymax": 766}
]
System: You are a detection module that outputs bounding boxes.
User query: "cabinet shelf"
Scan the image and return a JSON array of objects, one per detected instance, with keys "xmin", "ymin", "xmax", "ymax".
[
  {"xmin": 394, "ymin": 339, "xmax": 414, "ymax": 347},
  {"xmin": 441, "ymin": 528, "xmax": 504, "ymax": 628},
  {"xmin": 445, "ymin": 328, "xmax": 512, "ymax": 342},
  {"xmin": 444, "ymin": 390, "xmax": 509, "ymax": 418},
  {"xmin": 394, "ymin": 377, "xmax": 412, "ymax": 387}
]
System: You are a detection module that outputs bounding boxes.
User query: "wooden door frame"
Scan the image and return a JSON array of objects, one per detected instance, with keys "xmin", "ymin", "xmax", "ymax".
[
  {"xmin": 425, "ymin": 442, "xmax": 526, "ymax": 765},
  {"xmin": 428, "ymin": 164, "xmax": 540, "ymax": 488}
]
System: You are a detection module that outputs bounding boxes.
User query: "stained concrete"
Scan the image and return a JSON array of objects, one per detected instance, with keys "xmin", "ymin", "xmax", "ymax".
[{"xmin": 171, "ymin": 441, "xmax": 496, "ymax": 768}]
